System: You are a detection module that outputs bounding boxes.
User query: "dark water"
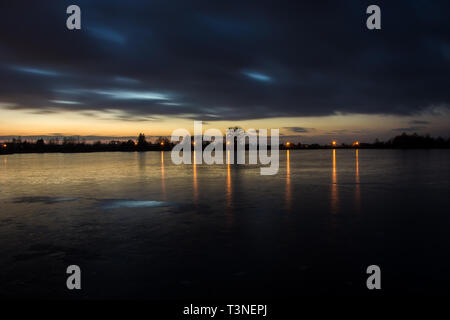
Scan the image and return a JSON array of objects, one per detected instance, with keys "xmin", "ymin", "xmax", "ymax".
[{"xmin": 0, "ymin": 149, "xmax": 449, "ymax": 298}]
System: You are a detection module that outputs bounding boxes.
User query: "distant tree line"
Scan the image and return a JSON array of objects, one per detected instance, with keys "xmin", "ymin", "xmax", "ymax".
[
  {"xmin": 280, "ymin": 133, "xmax": 450, "ymax": 149},
  {"xmin": 1, "ymin": 132, "xmax": 449, "ymax": 155},
  {"xmin": 374, "ymin": 133, "xmax": 450, "ymax": 149},
  {"xmin": 0, "ymin": 133, "xmax": 172, "ymax": 154}
]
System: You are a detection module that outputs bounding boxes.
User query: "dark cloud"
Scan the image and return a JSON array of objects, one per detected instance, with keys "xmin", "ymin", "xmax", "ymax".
[
  {"xmin": 284, "ymin": 127, "xmax": 314, "ymax": 133},
  {"xmin": 0, "ymin": 0, "xmax": 449, "ymax": 121},
  {"xmin": 392, "ymin": 127, "xmax": 425, "ymax": 132},
  {"xmin": 409, "ymin": 120, "xmax": 430, "ymax": 125}
]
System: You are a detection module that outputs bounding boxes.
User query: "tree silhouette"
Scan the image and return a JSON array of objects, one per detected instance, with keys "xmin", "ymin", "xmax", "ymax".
[{"xmin": 137, "ymin": 133, "xmax": 148, "ymax": 147}]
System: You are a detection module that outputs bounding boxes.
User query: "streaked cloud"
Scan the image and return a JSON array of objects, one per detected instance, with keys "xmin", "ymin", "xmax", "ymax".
[
  {"xmin": 242, "ymin": 71, "xmax": 272, "ymax": 82},
  {"xmin": 114, "ymin": 76, "xmax": 140, "ymax": 84},
  {"xmin": 87, "ymin": 26, "xmax": 126, "ymax": 45},
  {"xmin": 11, "ymin": 66, "xmax": 60, "ymax": 77},
  {"xmin": 92, "ymin": 90, "xmax": 169, "ymax": 100},
  {"xmin": 159, "ymin": 102, "xmax": 183, "ymax": 106},
  {"xmin": 284, "ymin": 127, "xmax": 315, "ymax": 133},
  {"xmin": 50, "ymin": 100, "xmax": 82, "ymax": 105}
]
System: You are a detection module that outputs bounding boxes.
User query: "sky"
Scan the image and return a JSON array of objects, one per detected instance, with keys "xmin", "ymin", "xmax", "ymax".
[{"xmin": 0, "ymin": 0, "xmax": 449, "ymax": 143}]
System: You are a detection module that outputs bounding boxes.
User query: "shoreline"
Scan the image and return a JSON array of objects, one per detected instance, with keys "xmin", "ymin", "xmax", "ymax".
[{"xmin": 2, "ymin": 146, "xmax": 450, "ymax": 156}]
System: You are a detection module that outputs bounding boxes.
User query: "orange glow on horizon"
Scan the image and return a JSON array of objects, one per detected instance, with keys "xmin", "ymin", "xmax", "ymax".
[
  {"xmin": 1, "ymin": 106, "xmax": 448, "ymax": 147},
  {"xmin": 0, "ymin": 104, "xmax": 447, "ymax": 143}
]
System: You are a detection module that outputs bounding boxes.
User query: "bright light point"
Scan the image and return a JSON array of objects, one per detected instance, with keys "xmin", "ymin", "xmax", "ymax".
[
  {"xmin": 332, "ymin": 141, "xmax": 337, "ymax": 146},
  {"xmin": 286, "ymin": 141, "xmax": 291, "ymax": 147},
  {"xmin": 243, "ymin": 71, "xmax": 272, "ymax": 82}
]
